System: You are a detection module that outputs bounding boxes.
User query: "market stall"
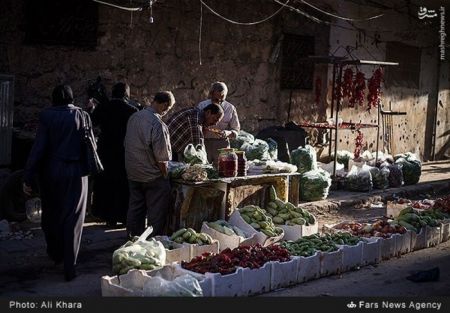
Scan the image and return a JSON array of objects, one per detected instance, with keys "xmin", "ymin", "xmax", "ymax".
[{"xmin": 168, "ymin": 172, "xmax": 301, "ymax": 232}]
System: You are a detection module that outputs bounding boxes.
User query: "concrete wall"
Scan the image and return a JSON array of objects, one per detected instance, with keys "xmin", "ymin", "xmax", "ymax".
[{"xmin": 0, "ymin": 0, "xmax": 329, "ymax": 134}]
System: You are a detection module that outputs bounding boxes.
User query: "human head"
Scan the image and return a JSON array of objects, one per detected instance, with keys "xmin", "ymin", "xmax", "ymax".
[
  {"xmin": 203, "ymin": 103, "xmax": 224, "ymax": 126},
  {"xmin": 152, "ymin": 91, "xmax": 175, "ymax": 116},
  {"xmin": 87, "ymin": 76, "xmax": 108, "ymax": 104},
  {"xmin": 112, "ymin": 82, "xmax": 130, "ymax": 98},
  {"xmin": 52, "ymin": 84, "xmax": 74, "ymax": 106},
  {"xmin": 209, "ymin": 81, "xmax": 228, "ymax": 105}
]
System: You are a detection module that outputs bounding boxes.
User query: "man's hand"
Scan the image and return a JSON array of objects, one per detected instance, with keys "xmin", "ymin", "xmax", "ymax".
[{"xmin": 23, "ymin": 183, "xmax": 33, "ymax": 196}]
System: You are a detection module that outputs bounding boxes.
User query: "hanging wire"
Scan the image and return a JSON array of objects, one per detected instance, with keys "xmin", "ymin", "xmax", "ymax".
[
  {"xmin": 129, "ymin": 0, "xmax": 134, "ymax": 28},
  {"xmin": 298, "ymin": 0, "xmax": 385, "ymax": 22},
  {"xmin": 273, "ymin": 0, "xmax": 329, "ymax": 24},
  {"xmin": 200, "ymin": 0, "xmax": 290, "ymax": 26},
  {"xmin": 93, "ymin": 0, "xmax": 143, "ymax": 11},
  {"xmin": 199, "ymin": 2, "xmax": 203, "ymax": 65}
]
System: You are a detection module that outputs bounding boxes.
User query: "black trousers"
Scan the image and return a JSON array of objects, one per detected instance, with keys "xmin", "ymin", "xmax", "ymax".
[{"xmin": 126, "ymin": 177, "xmax": 171, "ymax": 237}]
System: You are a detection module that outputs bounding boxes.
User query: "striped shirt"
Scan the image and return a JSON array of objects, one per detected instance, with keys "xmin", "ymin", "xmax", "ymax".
[
  {"xmin": 166, "ymin": 107, "xmax": 204, "ymax": 153},
  {"xmin": 197, "ymin": 99, "xmax": 240, "ymax": 137},
  {"xmin": 124, "ymin": 107, "xmax": 172, "ymax": 182}
]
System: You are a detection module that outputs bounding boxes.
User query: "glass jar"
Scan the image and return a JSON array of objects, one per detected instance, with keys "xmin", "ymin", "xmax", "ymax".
[
  {"xmin": 235, "ymin": 151, "xmax": 247, "ymax": 176},
  {"xmin": 217, "ymin": 148, "xmax": 238, "ymax": 178}
]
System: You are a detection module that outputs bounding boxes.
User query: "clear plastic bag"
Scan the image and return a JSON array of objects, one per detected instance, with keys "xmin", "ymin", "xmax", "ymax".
[
  {"xmin": 369, "ymin": 166, "xmax": 389, "ymax": 190},
  {"xmin": 345, "ymin": 165, "xmax": 373, "ymax": 192},
  {"xmin": 300, "ymin": 168, "xmax": 332, "ymax": 201},
  {"xmin": 291, "ymin": 145, "xmax": 317, "ymax": 175},
  {"xmin": 168, "ymin": 161, "xmax": 188, "ymax": 179},
  {"xmin": 395, "ymin": 153, "xmax": 421, "ymax": 185},
  {"xmin": 112, "ymin": 227, "xmax": 166, "ymax": 275},
  {"xmin": 183, "ymin": 144, "xmax": 208, "ymax": 165},
  {"xmin": 143, "ymin": 274, "xmax": 203, "ymax": 297},
  {"xmin": 266, "ymin": 138, "xmax": 278, "ymax": 160}
]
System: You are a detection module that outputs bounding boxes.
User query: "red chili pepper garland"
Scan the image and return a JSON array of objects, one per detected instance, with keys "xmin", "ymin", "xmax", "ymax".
[
  {"xmin": 367, "ymin": 68, "xmax": 383, "ymax": 111},
  {"xmin": 342, "ymin": 68, "xmax": 354, "ymax": 100},
  {"xmin": 349, "ymin": 71, "xmax": 366, "ymax": 107},
  {"xmin": 354, "ymin": 130, "xmax": 364, "ymax": 159}
]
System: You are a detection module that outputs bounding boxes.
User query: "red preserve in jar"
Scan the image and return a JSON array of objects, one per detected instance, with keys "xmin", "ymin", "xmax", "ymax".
[
  {"xmin": 235, "ymin": 150, "xmax": 247, "ymax": 176},
  {"xmin": 218, "ymin": 148, "xmax": 238, "ymax": 177}
]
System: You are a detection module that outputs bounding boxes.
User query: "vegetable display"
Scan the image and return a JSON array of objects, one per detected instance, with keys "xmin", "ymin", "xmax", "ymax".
[
  {"xmin": 181, "ymin": 164, "xmax": 208, "ymax": 182},
  {"xmin": 265, "ymin": 186, "xmax": 316, "ymax": 226},
  {"xmin": 394, "ymin": 207, "xmax": 443, "ymax": 233},
  {"xmin": 345, "ymin": 165, "xmax": 373, "ymax": 192},
  {"xmin": 169, "ymin": 228, "xmax": 214, "ymax": 245},
  {"xmin": 386, "ymin": 164, "xmax": 403, "ymax": 187},
  {"xmin": 369, "ymin": 166, "xmax": 389, "ymax": 189},
  {"xmin": 206, "ymin": 220, "xmax": 247, "ymax": 237},
  {"xmin": 433, "ymin": 195, "xmax": 450, "ymax": 214},
  {"xmin": 181, "ymin": 244, "xmax": 291, "ymax": 275},
  {"xmin": 280, "ymin": 233, "xmax": 345, "ymax": 257},
  {"xmin": 333, "ymin": 218, "xmax": 406, "ymax": 238},
  {"xmin": 238, "ymin": 205, "xmax": 284, "ymax": 238},
  {"xmin": 349, "ymin": 71, "xmax": 366, "ymax": 108}
]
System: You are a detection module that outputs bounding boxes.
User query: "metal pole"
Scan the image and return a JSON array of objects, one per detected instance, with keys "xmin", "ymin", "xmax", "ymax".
[
  {"xmin": 333, "ymin": 63, "xmax": 343, "ymax": 178},
  {"xmin": 329, "ymin": 63, "xmax": 337, "ymax": 157},
  {"xmin": 375, "ymin": 101, "xmax": 380, "ymax": 166}
]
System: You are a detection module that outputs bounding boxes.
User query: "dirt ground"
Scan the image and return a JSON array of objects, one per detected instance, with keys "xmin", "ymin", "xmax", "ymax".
[{"xmin": 0, "ymin": 160, "xmax": 449, "ymax": 297}]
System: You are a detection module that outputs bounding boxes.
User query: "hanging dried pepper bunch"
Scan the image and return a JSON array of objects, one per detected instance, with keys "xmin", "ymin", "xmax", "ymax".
[
  {"xmin": 315, "ymin": 77, "xmax": 322, "ymax": 105},
  {"xmin": 349, "ymin": 71, "xmax": 366, "ymax": 107},
  {"xmin": 342, "ymin": 67, "xmax": 354, "ymax": 100},
  {"xmin": 354, "ymin": 130, "xmax": 364, "ymax": 159},
  {"xmin": 367, "ymin": 67, "xmax": 383, "ymax": 111}
]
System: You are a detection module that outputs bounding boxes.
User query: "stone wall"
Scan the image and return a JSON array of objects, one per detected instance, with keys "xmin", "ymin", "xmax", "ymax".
[{"xmin": 0, "ymin": 0, "xmax": 448, "ymax": 161}]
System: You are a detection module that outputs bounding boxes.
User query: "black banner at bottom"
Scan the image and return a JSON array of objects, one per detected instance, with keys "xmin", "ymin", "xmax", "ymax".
[{"xmin": 1, "ymin": 297, "xmax": 448, "ymax": 313}]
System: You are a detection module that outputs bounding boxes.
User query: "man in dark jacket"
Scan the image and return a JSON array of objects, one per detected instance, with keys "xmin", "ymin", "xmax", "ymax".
[{"xmin": 91, "ymin": 82, "xmax": 140, "ymax": 227}]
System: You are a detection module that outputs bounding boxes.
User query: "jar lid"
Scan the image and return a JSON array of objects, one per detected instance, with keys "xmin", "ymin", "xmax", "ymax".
[{"xmin": 218, "ymin": 148, "xmax": 235, "ymax": 153}]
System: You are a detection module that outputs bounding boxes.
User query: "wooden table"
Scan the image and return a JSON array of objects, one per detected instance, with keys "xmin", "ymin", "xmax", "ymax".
[{"xmin": 168, "ymin": 172, "xmax": 300, "ymax": 232}]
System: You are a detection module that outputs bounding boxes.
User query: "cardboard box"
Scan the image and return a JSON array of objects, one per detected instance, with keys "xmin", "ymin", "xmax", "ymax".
[
  {"xmin": 205, "ymin": 269, "xmax": 244, "ymax": 297},
  {"xmin": 395, "ymin": 231, "xmax": 413, "ymax": 255},
  {"xmin": 440, "ymin": 220, "xmax": 450, "ymax": 243},
  {"xmin": 425, "ymin": 225, "xmax": 441, "ymax": 247},
  {"xmin": 378, "ymin": 235, "xmax": 397, "ymax": 261},
  {"xmin": 241, "ymin": 262, "xmax": 272, "ymax": 296},
  {"xmin": 200, "ymin": 222, "xmax": 258, "ymax": 252},
  {"xmin": 153, "ymin": 235, "xmax": 191, "ymax": 264},
  {"xmin": 279, "ymin": 214, "xmax": 319, "ymax": 241},
  {"xmin": 296, "ymin": 252, "xmax": 320, "ymax": 283},
  {"xmin": 361, "ymin": 237, "xmax": 381, "ymax": 265},
  {"xmin": 339, "ymin": 241, "xmax": 364, "ymax": 271},
  {"xmin": 270, "ymin": 258, "xmax": 299, "ymax": 290},
  {"xmin": 228, "ymin": 210, "xmax": 284, "ymax": 247},
  {"xmin": 319, "ymin": 248, "xmax": 343, "ymax": 277},
  {"xmin": 411, "ymin": 228, "xmax": 426, "ymax": 251}
]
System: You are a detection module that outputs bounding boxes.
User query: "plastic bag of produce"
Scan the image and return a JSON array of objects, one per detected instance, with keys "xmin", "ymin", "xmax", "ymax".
[
  {"xmin": 168, "ymin": 161, "xmax": 188, "ymax": 179},
  {"xmin": 345, "ymin": 165, "xmax": 373, "ymax": 192},
  {"xmin": 230, "ymin": 130, "xmax": 255, "ymax": 149},
  {"xmin": 385, "ymin": 163, "xmax": 403, "ymax": 187},
  {"xmin": 332, "ymin": 150, "xmax": 354, "ymax": 170},
  {"xmin": 183, "ymin": 144, "xmax": 208, "ymax": 165},
  {"xmin": 241, "ymin": 139, "xmax": 270, "ymax": 160},
  {"xmin": 112, "ymin": 227, "xmax": 166, "ymax": 275},
  {"xmin": 369, "ymin": 166, "xmax": 389, "ymax": 189},
  {"xmin": 266, "ymin": 138, "xmax": 278, "ymax": 160},
  {"xmin": 291, "ymin": 145, "xmax": 317, "ymax": 175},
  {"xmin": 143, "ymin": 274, "xmax": 203, "ymax": 297},
  {"xmin": 300, "ymin": 168, "xmax": 332, "ymax": 201},
  {"xmin": 395, "ymin": 153, "xmax": 421, "ymax": 185}
]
